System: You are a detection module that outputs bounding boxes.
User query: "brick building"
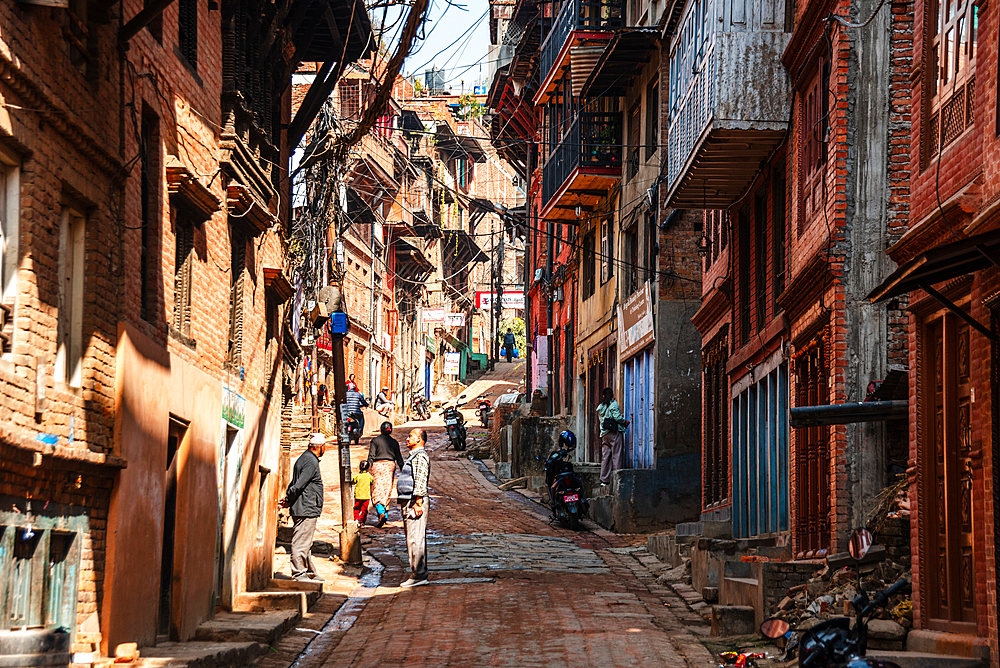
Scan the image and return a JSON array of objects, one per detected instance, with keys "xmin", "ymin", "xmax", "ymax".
[
  {"xmin": 1, "ymin": 0, "xmax": 369, "ymax": 661},
  {"xmin": 667, "ymin": 0, "xmax": 912, "ymax": 621},
  {"xmin": 867, "ymin": 0, "xmax": 998, "ymax": 657}
]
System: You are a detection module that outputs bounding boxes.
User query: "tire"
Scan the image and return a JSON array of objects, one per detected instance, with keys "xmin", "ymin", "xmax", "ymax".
[{"xmin": 567, "ymin": 509, "xmax": 581, "ymax": 531}]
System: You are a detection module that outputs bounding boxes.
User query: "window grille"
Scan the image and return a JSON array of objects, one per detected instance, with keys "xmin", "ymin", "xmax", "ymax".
[
  {"xmin": 172, "ymin": 217, "xmax": 195, "ymax": 338},
  {"xmin": 703, "ymin": 334, "xmax": 728, "ymax": 507},
  {"xmin": 925, "ymin": 0, "xmax": 977, "ymax": 160},
  {"xmin": 178, "ymin": 0, "xmax": 198, "ymax": 69}
]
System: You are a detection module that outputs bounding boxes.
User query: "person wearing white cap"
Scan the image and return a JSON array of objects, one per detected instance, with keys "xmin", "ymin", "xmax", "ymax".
[
  {"xmin": 280, "ymin": 432, "xmax": 326, "ymax": 581},
  {"xmin": 374, "ymin": 385, "xmax": 395, "ymax": 417}
]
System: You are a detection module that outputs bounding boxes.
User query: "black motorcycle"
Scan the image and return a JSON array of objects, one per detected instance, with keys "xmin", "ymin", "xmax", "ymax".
[
  {"xmin": 411, "ymin": 393, "xmax": 430, "ymax": 421},
  {"xmin": 343, "ymin": 412, "xmax": 363, "ymax": 444},
  {"xmin": 544, "ymin": 443, "xmax": 588, "ymax": 530},
  {"xmin": 761, "ymin": 528, "xmax": 909, "ymax": 668},
  {"xmin": 442, "ymin": 405, "xmax": 467, "ymax": 450}
]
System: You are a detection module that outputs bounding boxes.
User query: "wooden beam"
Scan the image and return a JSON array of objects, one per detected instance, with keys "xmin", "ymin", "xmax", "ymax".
[
  {"xmin": 119, "ymin": 0, "xmax": 176, "ymax": 44},
  {"xmin": 288, "ymin": 60, "xmax": 339, "ymax": 149}
]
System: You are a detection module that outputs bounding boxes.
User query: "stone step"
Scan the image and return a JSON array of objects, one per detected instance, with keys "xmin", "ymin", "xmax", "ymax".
[
  {"xmin": 193, "ymin": 610, "xmax": 300, "ymax": 646},
  {"xmin": 711, "ymin": 605, "xmax": 756, "ymax": 637},
  {"xmin": 232, "ymin": 588, "xmax": 320, "ymax": 616},
  {"xmin": 267, "ymin": 577, "xmax": 324, "ymax": 593},
  {"xmin": 867, "ymin": 652, "xmax": 986, "ymax": 668},
  {"xmin": 135, "ymin": 641, "xmax": 264, "ymax": 668}
]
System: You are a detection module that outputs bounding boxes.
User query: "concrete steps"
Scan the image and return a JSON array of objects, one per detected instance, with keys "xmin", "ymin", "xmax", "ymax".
[
  {"xmin": 135, "ymin": 641, "xmax": 264, "ymax": 668},
  {"xmin": 232, "ymin": 588, "xmax": 321, "ymax": 616},
  {"xmin": 194, "ymin": 610, "xmax": 301, "ymax": 646}
]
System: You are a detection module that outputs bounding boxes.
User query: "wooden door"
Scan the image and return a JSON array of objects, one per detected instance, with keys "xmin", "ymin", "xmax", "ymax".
[
  {"xmin": 923, "ymin": 314, "xmax": 977, "ymax": 632},
  {"xmin": 794, "ymin": 337, "xmax": 831, "ymax": 556}
]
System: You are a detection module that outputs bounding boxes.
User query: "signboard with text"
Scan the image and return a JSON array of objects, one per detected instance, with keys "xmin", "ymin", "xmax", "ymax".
[
  {"xmin": 423, "ymin": 307, "xmax": 446, "ymax": 324},
  {"xmin": 617, "ymin": 282, "xmax": 655, "ymax": 360},
  {"xmin": 475, "ymin": 291, "xmax": 525, "ymax": 310},
  {"xmin": 445, "ymin": 312, "xmax": 466, "ymax": 328},
  {"xmin": 444, "ymin": 352, "xmax": 461, "ymax": 375}
]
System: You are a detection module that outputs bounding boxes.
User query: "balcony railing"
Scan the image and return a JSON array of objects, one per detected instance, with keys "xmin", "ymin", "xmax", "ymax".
[
  {"xmin": 542, "ymin": 111, "xmax": 622, "ymax": 205},
  {"xmin": 539, "ymin": 0, "xmax": 623, "ymax": 83}
]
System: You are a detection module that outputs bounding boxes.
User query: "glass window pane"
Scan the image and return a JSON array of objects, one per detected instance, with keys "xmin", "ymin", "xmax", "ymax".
[
  {"xmin": 944, "ymin": 28, "xmax": 954, "ymax": 83},
  {"xmin": 956, "ymin": 17, "xmax": 965, "ymax": 74}
]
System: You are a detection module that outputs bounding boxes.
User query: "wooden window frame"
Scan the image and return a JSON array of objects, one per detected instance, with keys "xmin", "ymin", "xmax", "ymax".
[
  {"xmin": 582, "ymin": 230, "xmax": 597, "ymax": 299},
  {"xmin": 171, "ymin": 211, "xmax": 195, "ymax": 343},
  {"xmin": 0, "ymin": 152, "xmax": 19, "ymax": 359},
  {"xmin": 925, "ymin": 0, "xmax": 977, "ymax": 160},
  {"xmin": 800, "ymin": 58, "xmax": 829, "ymax": 235},
  {"xmin": 177, "ymin": 0, "xmax": 198, "ymax": 70},
  {"xmin": 140, "ymin": 111, "xmax": 161, "ymax": 324},
  {"xmin": 227, "ymin": 230, "xmax": 246, "ymax": 370},
  {"xmin": 703, "ymin": 334, "xmax": 729, "ymax": 508},
  {"xmin": 58, "ymin": 208, "xmax": 86, "ymax": 388},
  {"xmin": 645, "ymin": 80, "xmax": 659, "ymax": 160}
]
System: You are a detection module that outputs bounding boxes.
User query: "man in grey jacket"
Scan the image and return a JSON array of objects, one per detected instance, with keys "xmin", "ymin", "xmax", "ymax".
[
  {"xmin": 281, "ymin": 432, "xmax": 326, "ymax": 581},
  {"xmin": 397, "ymin": 428, "xmax": 431, "ymax": 588}
]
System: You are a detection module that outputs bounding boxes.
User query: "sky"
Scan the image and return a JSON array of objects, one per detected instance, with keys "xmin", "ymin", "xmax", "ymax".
[{"xmin": 377, "ymin": 0, "xmax": 492, "ymax": 92}]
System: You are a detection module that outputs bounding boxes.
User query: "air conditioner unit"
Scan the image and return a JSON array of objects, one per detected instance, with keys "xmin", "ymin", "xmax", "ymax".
[
  {"xmin": 533, "ymin": 268, "xmax": 545, "ymax": 283},
  {"xmin": 554, "ymin": 286, "xmax": 563, "ymax": 302}
]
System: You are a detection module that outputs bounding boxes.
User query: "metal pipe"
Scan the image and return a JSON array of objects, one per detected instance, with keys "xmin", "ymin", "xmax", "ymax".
[{"xmin": 789, "ymin": 401, "xmax": 908, "ymax": 428}]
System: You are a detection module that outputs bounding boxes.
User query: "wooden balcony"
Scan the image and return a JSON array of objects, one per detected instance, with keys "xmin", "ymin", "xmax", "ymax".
[
  {"xmin": 662, "ymin": 0, "xmax": 791, "ymax": 208},
  {"xmin": 536, "ymin": 0, "xmax": 623, "ymax": 104},
  {"xmin": 541, "ymin": 111, "xmax": 622, "ymax": 220}
]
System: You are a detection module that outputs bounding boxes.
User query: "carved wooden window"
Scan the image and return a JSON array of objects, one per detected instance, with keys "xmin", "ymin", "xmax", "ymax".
[
  {"xmin": 66, "ymin": 0, "xmax": 93, "ymax": 76},
  {"xmin": 171, "ymin": 215, "xmax": 195, "ymax": 339},
  {"xmin": 754, "ymin": 189, "xmax": 767, "ymax": 333},
  {"xmin": 227, "ymin": 231, "xmax": 246, "ymax": 369},
  {"xmin": 177, "ymin": 0, "xmax": 198, "ymax": 69},
  {"xmin": 738, "ymin": 203, "xmax": 751, "ymax": 343},
  {"xmin": 801, "ymin": 58, "xmax": 829, "ymax": 232},
  {"xmin": 926, "ymin": 0, "xmax": 977, "ymax": 158},
  {"xmin": 703, "ymin": 334, "xmax": 728, "ymax": 507}
]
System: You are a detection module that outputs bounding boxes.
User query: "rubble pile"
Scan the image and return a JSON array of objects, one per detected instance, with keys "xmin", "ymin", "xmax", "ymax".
[{"xmin": 768, "ymin": 516, "xmax": 912, "ymax": 650}]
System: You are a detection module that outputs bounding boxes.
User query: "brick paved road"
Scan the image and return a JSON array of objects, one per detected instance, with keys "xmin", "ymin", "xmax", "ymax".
[{"xmin": 261, "ymin": 426, "xmax": 720, "ymax": 668}]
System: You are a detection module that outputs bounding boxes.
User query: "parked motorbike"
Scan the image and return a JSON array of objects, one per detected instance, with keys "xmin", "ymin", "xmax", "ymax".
[
  {"xmin": 343, "ymin": 412, "xmax": 363, "ymax": 444},
  {"xmin": 544, "ymin": 430, "xmax": 589, "ymax": 530},
  {"xmin": 475, "ymin": 397, "xmax": 492, "ymax": 427},
  {"xmin": 442, "ymin": 400, "xmax": 467, "ymax": 450},
  {"xmin": 760, "ymin": 527, "xmax": 909, "ymax": 668},
  {"xmin": 410, "ymin": 393, "xmax": 430, "ymax": 421}
]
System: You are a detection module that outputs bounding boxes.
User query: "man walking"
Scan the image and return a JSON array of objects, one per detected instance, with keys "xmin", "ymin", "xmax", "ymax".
[
  {"xmin": 397, "ymin": 428, "xmax": 430, "ymax": 587},
  {"xmin": 281, "ymin": 433, "xmax": 326, "ymax": 581},
  {"xmin": 503, "ymin": 328, "xmax": 515, "ymax": 363}
]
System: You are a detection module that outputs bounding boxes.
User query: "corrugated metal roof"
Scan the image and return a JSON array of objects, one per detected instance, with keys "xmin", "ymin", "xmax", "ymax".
[{"xmin": 570, "ymin": 45, "xmax": 609, "ymax": 97}]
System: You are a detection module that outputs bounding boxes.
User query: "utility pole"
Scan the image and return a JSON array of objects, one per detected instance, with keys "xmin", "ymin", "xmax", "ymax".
[
  {"xmin": 545, "ymin": 200, "xmax": 554, "ymax": 416},
  {"xmin": 489, "ymin": 217, "xmax": 496, "ymax": 371}
]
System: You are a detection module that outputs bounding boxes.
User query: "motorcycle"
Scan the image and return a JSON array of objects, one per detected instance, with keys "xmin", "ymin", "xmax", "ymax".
[
  {"xmin": 760, "ymin": 527, "xmax": 909, "ymax": 668},
  {"xmin": 544, "ymin": 435, "xmax": 589, "ymax": 530},
  {"xmin": 475, "ymin": 397, "xmax": 491, "ymax": 427},
  {"xmin": 410, "ymin": 393, "xmax": 430, "ymax": 421},
  {"xmin": 442, "ymin": 403, "xmax": 467, "ymax": 451},
  {"xmin": 343, "ymin": 412, "xmax": 363, "ymax": 444}
]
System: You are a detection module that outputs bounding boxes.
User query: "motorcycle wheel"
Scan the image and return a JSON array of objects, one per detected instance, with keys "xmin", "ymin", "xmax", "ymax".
[
  {"xmin": 419, "ymin": 405, "xmax": 430, "ymax": 420},
  {"xmin": 567, "ymin": 509, "xmax": 581, "ymax": 531}
]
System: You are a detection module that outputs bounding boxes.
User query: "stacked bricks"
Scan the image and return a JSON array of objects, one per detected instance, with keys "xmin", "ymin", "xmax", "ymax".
[{"xmin": 490, "ymin": 405, "xmax": 517, "ymax": 463}]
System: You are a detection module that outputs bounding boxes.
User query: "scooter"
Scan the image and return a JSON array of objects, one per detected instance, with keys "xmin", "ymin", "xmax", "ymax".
[
  {"xmin": 760, "ymin": 527, "xmax": 908, "ymax": 668},
  {"xmin": 475, "ymin": 397, "xmax": 492, "ymax": 427},
  {"xmin": 410, "ymin": 393, "xmax": 430, "ymax": 421},
  {"xmin": 544, "ymin": 441, "xmax": 589, "ymax": 530},
  {"xmin": 442, "ymin": 405, "xmax": 467, "ymax": 450}
]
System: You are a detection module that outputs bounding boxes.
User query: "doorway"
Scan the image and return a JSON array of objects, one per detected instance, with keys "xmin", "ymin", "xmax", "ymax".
[
  {"xmin": 217, "ymin": 425, "xmax": 241, "ymax": 610},
  {"xmin": 921, "ymin": 313, "xmax": 977, "ymax": 632},
  {"xmin": 159, "ymin": 417, "xmax": 185, "ymax": 641}
]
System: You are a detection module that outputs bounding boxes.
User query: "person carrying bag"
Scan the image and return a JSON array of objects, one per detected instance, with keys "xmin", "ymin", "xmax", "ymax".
[{"xmin": 596, "ymin": 388, "xmax": 628, "ymax": 486}]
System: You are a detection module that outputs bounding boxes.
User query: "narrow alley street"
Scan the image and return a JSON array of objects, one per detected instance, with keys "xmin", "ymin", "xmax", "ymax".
[{"xmin": 259, "ymin": 426, "xmax": 720, "ymax": 668}]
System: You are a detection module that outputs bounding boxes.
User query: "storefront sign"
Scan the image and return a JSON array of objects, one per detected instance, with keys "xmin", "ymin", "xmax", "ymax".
[
  {"xmin": 618, "ymin": 282, "xmax": 655, "ymax": 360},
  {"xmin": 445, "ymin": 312, "xmax": 466, "ymax": 327},
  {"xmin": 476, "ymin": 291, "xmax": 525, "ymax": 310},
  {"xmin": 222, "ymin": 387, "xmax": 245, "ymax": 428},
  {"xmin": 444, "ymin": 352, "xmax": 461, "ymax": 375},
  {"xmin": 423, "ymin": 307, "xmax": 446, "ymax": 324}
]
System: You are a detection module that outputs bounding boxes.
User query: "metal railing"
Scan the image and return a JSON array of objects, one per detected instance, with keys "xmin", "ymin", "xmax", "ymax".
[
  {"xmin": 539, "ymin": 0, "xmax": 623, "ymax": 82},
  {"xmin": 542, "ymin": 111, "xmax": 622, "ymax": 205}
]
